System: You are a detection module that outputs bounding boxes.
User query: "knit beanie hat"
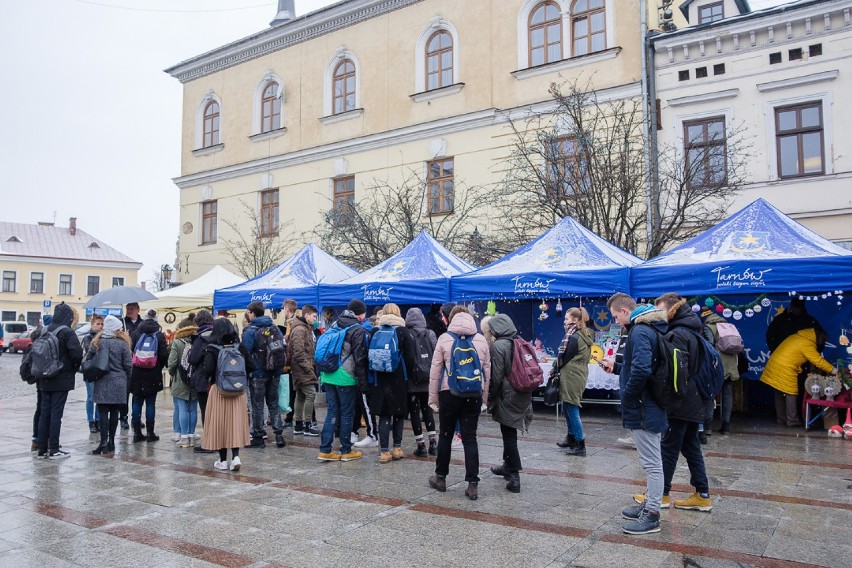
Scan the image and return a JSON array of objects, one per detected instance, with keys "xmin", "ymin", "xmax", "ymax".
[
  {"xmin": 347, "ymin": 299, "xmax": 367, "ymax": 316},
  {"xmin": 143, "ymin": 309, "xmax": 158, "ymax": 321},
  {"xmin": 103, "ymin": 315, "xmax": 123, "ymax": 332},
  {"xmin": 629, "ymin": 304, "xmax": 658, "ymax": 322}
]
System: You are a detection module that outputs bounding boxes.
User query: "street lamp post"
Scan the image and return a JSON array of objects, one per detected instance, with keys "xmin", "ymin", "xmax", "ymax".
[{"xmin": 161, "ymin": 264, "xmax": 173, "ymax": 291}]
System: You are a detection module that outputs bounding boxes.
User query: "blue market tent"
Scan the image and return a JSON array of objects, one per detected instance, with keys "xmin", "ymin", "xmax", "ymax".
[
  {"xmin": 631, "ymin": 198, "xmax": 852, "ymax": 297},
  {"xmin": 318, "ymin": 231, "xmax": 475, "ymax": 306},
  {"xmin": 213, "ymin": 243, "xmax": 357, "ymax": 310},
  {"xmin": 450, "ymin": 216, "xmax": 641, "ymax": 301}
]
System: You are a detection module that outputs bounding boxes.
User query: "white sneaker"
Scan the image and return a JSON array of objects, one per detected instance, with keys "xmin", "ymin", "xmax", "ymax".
[
  {"xmin": 177, "ymin": 436, "xmax": 192, "ymax": 447},
  {"xmin": 171, "ymin": 433, "xmax": 181, "ymax": 442},
  {"xmin": 617, "ymin": 435, "xmax": 637, "ymax": 448},
  {"xmin": 354, "ymin": 435, "xmax": 378, "ymax": 448},
  {"xmin": 230, "ymin": 456, "xmax": 241, "ymax": 472},
  {"xmin": 213, "ymin": 460, "xmax": 229, "ymax": 470},
  {"xmin": 194, "ymin": 433, "xmax": 201, "ymax": 440},
  {"xmin": 350, "ymin": 432, "xmax": 359, "ymax": 444},
  {"xmin": 451, "ymin": 433, "xmax": 462, "ymax": 447}
]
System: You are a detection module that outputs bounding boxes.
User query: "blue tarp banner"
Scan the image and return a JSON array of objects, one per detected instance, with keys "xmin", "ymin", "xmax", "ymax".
[
  {"xmin": 213, "ymin": 243, "xmax": 357, "ymax": 311},
  {"xmin": 318, "ymin": 231, "xmax": 475, "ymax": 306},
  {"xmin": 632, "ymin": 199, "xmax": 852, "ymax": 297},
  {"xmin": 451, "ymin": 217, "xmax": 640, "ymax": 301}
]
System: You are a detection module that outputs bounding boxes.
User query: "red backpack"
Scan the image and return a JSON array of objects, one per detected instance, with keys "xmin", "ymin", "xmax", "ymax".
[{"xmin": 507, "ymin": 337, "xmax": 543, "ymax": 392}]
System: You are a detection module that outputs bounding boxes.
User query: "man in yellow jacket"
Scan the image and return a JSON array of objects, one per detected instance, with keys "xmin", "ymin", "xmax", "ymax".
[{"xmin": 760, "ymin": 328, "xmax": 836, "ymax": 426}]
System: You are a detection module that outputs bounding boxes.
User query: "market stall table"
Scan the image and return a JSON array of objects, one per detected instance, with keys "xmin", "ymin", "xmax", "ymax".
[{"xmin": 803, "ymin": 391, "xmax": 852, "ymax": 429}]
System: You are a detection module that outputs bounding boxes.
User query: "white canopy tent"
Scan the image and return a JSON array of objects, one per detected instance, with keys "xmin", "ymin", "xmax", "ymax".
[{"xmin": 142, "ymin": 266, "xmax": 243, "ymax": 313}]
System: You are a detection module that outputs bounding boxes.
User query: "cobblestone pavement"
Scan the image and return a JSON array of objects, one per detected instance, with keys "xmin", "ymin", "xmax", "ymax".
[{"xmin": 1, "ymin": 353, "xmax": 851, "ymax": 567}]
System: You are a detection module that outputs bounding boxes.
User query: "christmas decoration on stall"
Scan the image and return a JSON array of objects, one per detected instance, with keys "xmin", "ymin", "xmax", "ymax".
[
  {"xmin": 555, "ymin": 298, "xmax": 563, "ymax": 316},
  {"xmin": 467, "ymin": 302, "xmax": 479, "ymax": 319},
  {"xmin": 789, "ymin": 290, "xmax": 845, "ymax": 307},
  {"xmin": 538, "ymin": 301, "xmax": 549, "ymax": 321},
  {"xmin": 485, "ymin": 301, "xmax": 497, "ymax": 317}
]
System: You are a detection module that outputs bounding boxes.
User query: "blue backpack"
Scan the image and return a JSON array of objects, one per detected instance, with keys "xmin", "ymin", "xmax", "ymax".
[
  {"xmin": 446, "ymin": 332, "xmax": 483, "ymax": 397},
  {"xmin": 691, "ymin": 332, "xmax": 725, "ymax": 401},
  {"xmin": 314, "ymin": 324, "xmax": 350, "ymax": 373},
  {"xmin": 368, "ymin": 325, "xmax": 407, "ymax": 383}
]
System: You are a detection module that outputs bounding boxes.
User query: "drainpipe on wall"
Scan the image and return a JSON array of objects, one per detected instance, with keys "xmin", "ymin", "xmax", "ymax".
[{"xmin": 640, "ymin": 0, "xmax": 654, "ymax": 258}]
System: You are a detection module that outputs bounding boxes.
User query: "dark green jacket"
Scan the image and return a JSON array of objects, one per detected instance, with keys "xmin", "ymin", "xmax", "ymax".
[
  {"xmin": 487, "ymin": 314, "xmax": 532, "ymax": 434},
  {"xmin": 559, "ymin": 328, "xmax": 593, "ymax": 406}
]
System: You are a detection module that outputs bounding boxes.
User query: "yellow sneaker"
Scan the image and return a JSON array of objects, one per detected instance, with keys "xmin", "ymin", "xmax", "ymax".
[
  {"xmin": 379, "ymin": 451, "xmax": 393, "ymax": 464},
  {"xmin": 632, "ymin": 493, "xmax": 670, "ymax": 509},
  {"xmin": 674, "ymin": 492, "xmax": 712, "ymax": 511},
  {"xmin": 317, "ymin": 452, "xmax": 341, "ymax": 461},
  {"xmin": 391, "ymin": 447, "xmax": 405, "ymax": 460},
  {"xmin": 339, "ymin": 450, "xmax": 363, "ymax": 462}
]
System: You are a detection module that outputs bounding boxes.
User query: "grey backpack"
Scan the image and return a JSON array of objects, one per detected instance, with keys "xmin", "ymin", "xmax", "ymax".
[
  {"xmin": 211, "ymin": 344, "xmax": 247, "ymax": 397},
  {"xmin": 30, "ymin": 326, "xmax": 67, "ymax": 379}
]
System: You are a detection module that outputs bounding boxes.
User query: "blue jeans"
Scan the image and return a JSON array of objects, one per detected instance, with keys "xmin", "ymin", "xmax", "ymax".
[
  {"xmin": 661, "ymin": 418, "xmax": 708, "ymax": 495},
  {"xmin": 131, "ymin": 393, "xmax": 157, "ymax": 425},
  {"xmin": 37, "ymin": 390, "xmax": 69, "ymax": 452},
  {"xmin": 85, "ymin": 381, "xmax": 100, "ymax": 423},
  {"xmin": 320, "ymin": 384, "xmax": 356, "ymax": 454},
  {"xmin": 563, "ymin": 403, "xmax": 584, "ymax": 441},
  {"xmin": 173, "ymin": 396, "xmax": 197, "ymax": 436}
]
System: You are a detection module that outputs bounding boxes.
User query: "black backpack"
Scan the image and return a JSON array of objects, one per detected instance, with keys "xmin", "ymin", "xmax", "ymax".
[
  {"xmin": 254, "ymin": 326, "xmax": 287, "ymax": 372},
  {"xmin": 636, "ymin": 323, "xmax": 689, "ymax": 410},
  {"xmin": 410, "ymin": 330, "xmax": 434, "ymax": 386}
]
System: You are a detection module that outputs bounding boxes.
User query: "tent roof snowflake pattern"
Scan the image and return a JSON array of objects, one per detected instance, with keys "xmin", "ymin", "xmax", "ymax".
[
  {"xmin": 451, "ymin": 216, "xmax": 641, "ymax": 300},
  {"xmin": 631, "ymin": 198, "xmax": 852, "ymax": 296},
  {"xmin": 213, "ymin": 243, "xmax": 357, "ymax": 310},
  {"xmin": 319, "ymin": 231, "xmax": 476, "ymax": 305}
]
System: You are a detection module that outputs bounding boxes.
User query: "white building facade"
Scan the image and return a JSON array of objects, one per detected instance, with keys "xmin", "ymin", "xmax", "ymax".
[{"xmin": 651, "ymin": 0, "xmax": 852, "ymax": 247}]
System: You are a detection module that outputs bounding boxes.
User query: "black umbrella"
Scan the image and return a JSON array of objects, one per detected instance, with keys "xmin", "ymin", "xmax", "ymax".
[{"xmin": 83, "ymin": 286, "xmax": 157, "ymax": 309}]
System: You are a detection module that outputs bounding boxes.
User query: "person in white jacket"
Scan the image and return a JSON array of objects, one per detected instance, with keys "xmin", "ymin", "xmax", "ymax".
[{"xmin": 427, "ymin": 306, "xmax": 491, "ymax": 500}]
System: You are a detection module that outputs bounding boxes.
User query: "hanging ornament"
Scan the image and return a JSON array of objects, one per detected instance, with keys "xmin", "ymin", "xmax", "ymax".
[
  {"xmin": 745, "ymin": 308, "xmax": 754, "ymax": 318},
  {"xmin": 716, "ymin": 304, "xmax": 724, "ymax": 313},
  {"xmin": 838, "ymin": 333, "xmax": 849, "ymax": 347},
  {"xmin": 692, "ymin": 304, "xmax": 701, "ymax": 313},
  {"xmin": 555, "ymin": 298, "xmax": 563, "ymax": 315},
  {"xmin": 822, "ymin": 294, "xmax": 828, "ymax": 299},
  {"xmin": 723, "ymin": 308, "xmax": 733, "ymax": 318},
  {"xmin": 485, "ymin": 301, "xmax": 497, "ymax": 317},
  {"xmin": 761, "ymin": 298, "xmax": 771, "ymax": 307},
  {"xmin": 538, "ymin": 301, "xmax": 549, "ymax": 321},
  {"xmin": 753, "ymin": 304, "xmax": 762, "ymax": 313},
  {"xmin": 467, "ymin": 302, "xmax": 479, "ymax": 318},
  {"xmin": 705, "ymin": 298, "xmax": 715, "ymax": 308},
  {"xmin": 733, "ymin": 310, "xmax": 743, "ymax": 320}
]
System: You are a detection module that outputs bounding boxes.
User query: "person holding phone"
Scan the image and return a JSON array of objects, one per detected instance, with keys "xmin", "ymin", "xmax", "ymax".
[{"xmin": 553, "ymin": 307, "xmax": 594, "ymax": 457}]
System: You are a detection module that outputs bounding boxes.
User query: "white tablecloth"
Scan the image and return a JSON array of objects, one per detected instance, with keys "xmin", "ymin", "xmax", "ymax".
[{"xmin": 538, "ymin": 362, "xmax": 619, "ymax": 390}]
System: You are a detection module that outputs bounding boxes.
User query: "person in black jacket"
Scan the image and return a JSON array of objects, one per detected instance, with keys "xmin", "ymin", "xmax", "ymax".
[
  {"xmin": 636, "ymin": 293, "xmax": 712, "ymax": 513},
  {"xmin": 188, "ymin": 310, "xmax": 216, "ymax": 453},
  {"xmin": 35, "ymin": 303, "xmax": 83, "ymax": 459},
  {"xmin": 128, "ymin": 309, "xmax": 168, "ymax": 443}
]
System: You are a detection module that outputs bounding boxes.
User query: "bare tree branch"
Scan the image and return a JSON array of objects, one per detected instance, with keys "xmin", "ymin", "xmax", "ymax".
[{"xmin": 221, "ymin": 199, "xmax": 299, "ymax": 279}]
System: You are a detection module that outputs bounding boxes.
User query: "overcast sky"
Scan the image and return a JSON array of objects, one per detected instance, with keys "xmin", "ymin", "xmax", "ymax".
[{"xmin": 0, "ymin": 0, "xmax": 789, "ymax": 288}]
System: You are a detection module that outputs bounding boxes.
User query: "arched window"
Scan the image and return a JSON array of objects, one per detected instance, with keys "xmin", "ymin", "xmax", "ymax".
[
  {"xmin": 529, "ymin": 1, "xmax": 562, "ymax": 67},
  {"xmin": 571, "ymin": 0, "xmax": 606, "ymax": 56},
  {"xmin": 260, "ymin": 82, "xmax": 281, "ymax": 133},
  {"xmin": 426, "ymin": 30, "xmax": 453, "ymax": 91},
  {"xmin": 202, "ymin": 101, "xmax": 220, "ymax": 147},
  {"xmin": 332, "ymin": 59, "xmax": 356, "ymax": 115}
]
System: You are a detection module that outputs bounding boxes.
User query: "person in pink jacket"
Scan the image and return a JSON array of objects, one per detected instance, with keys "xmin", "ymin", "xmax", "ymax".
[{"xmin": 427, "ymin": 306, "xmax": 491, "ymax": 500}]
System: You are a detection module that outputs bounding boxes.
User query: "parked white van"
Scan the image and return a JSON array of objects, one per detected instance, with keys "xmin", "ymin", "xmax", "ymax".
[{"xmin": 1, "ymin": 321, "xmax": 30, "ymax": 352}]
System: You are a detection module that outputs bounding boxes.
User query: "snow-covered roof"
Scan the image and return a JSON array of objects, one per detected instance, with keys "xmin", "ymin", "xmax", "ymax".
[{"xmin": 0, "ymin": 222, "xmax": 140, "ymax": 265}]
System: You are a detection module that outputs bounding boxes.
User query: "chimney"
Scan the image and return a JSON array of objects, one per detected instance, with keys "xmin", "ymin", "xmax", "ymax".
[
  {"xmin": 37, "ymin": 221, "xmax": 55, "ymax": 227},
  {"xmin": 270, "ymin": 0, "xmax": 295, "ymax": 26},
  {"xmin": 69, "ymin": 217, "xmax": 77, "ymax": 236}
]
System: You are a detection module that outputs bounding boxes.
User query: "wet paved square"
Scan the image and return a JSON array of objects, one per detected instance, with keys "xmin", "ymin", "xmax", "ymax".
[{"xmin": 1, "ymin": 368, "xmax": 850, "ymax": 567}]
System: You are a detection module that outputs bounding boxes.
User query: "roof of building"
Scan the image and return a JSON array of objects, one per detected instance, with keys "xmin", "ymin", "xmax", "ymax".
[
  {"xmin": 679, "ymin": 0, "xmax": 752, "ymax": 19},
  {"xmin": 0, "ymin": 222, "xmax": 141, "ymax": 265}
]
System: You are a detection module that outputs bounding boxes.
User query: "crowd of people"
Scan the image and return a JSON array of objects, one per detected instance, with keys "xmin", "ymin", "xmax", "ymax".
[{"xmin": 18, "ymin": 288, "xmax": 841, "ymax": 537}]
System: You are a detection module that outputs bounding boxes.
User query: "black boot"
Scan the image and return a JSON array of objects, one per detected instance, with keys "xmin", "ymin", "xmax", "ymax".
[
  {"xmin": 718, "ymin": 421, "xmax": 730, "ymax": 435},
  {"xmin": 92, "ymin": 432, "xmax": 108, "ymax": 454},
  {"xmin": 428, "ymin": 438, "xmax": 437, "ymax": 456},
  {"xmin": 506, "ymin": 472, "xmax": 521, "ymax": 493},
  {"xmin": 132, "ymin": 421, "xmax": 145, "ymax": 443},
  {"xmin": 106, "ymin": 435, "xmax": 115, "ymax": 454},
  {"xmin": 120, "ymin": 417, "xmax": 129, "ymax": 430},
  {"xmin": 565, "ymin": 439, "xmax": 586, "ymax": 457},
  {"xmin": 146, "ymin": 421, "xmax": 160, "ymax": 442},
  {"xmin": 490, "ymin": 461, "xmax": 512, "ymax": 480},
  {"xmin": 556, "ymin": 434, "xmax": 576, "ymax": 449},
  {"xmin": 413, "ymin": 442, "xmax": 427, "ymax": 457}
]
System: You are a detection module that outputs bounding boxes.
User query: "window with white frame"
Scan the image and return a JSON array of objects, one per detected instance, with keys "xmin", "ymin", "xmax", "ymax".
[
  {"xmin": 87, "ymin": 275, "xmax": 100, "ymax": 296},
  {"xmin": 30, "ymin": 272, "xmax": 44, "ymax": 294},
  {"xmin": 775, "ymin": 101, "xmax": 825, "ymax": 179},
  {"xmin": 2, "ymin": 270, "xmax": 15, "ymax": 293},
  {"xmin": 59, "ymin": 274, "xmax": 72, "ymax": 295},
  {"xmin": 112, "ymin": 277, "xmax": 124, "ymax": 287}
]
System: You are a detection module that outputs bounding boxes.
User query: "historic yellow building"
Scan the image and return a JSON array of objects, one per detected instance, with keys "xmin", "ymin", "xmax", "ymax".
[
  {"xmin": 0, "ymin": 219, "xmax": 141, "ymax": 326},
  {"xmin": 167, "ymin": 0, "xmax": 655, "ymax": 281}
]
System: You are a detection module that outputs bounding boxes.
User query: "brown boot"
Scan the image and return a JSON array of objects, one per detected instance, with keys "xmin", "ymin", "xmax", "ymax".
[
  {"xmin": 465, "ymin": 482, "xmax": 479, "ymax": 501},
  {"xmin": 428, "ymin": 475, "xmax": 446, "ymax": 492}
]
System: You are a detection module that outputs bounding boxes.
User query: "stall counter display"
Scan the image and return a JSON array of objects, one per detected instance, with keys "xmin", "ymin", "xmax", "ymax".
[{"xmin": 535, "ymin": 330, "xmax": 620, "ymax": 391}]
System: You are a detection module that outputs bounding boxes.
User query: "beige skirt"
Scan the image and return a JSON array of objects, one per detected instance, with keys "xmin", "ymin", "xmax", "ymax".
[{"xmin": 201, "ymin": 385, "xmax": 250, "ymax": 450}]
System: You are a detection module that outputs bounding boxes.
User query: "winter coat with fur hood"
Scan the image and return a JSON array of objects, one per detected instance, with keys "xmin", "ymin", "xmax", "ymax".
[
  {"xmin": 620, "ymin": 308, "xmax": 669, "ymax": 433},
  {"xmin": 167, "ymin": 326, "xmax": 197, "ymax": 401},
  {"xmin": 487, "ymin": 314, "xmax": 532, "ymax": 434},
  {"xmin": 428, "ymin": 312, "xmax": 491, "ymax": 407}
]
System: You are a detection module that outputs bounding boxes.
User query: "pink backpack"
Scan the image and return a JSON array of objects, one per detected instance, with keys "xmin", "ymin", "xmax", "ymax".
[
  {"xmin": 715, "ymin": 322, "xmax": 744, "ymax": 355},
  {"xmin": 507, "ymin": 337, "xmax": 543, "ymax": 392}
]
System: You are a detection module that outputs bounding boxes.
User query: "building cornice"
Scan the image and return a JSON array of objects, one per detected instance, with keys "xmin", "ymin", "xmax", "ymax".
[
  {"xmin": 756, "ymin": 69, "xmax": 839, "ymax": 92},
  {"xmin": 0, "ymin": 254, "xmax": 142, "ymax": 271},
  {"xmin": 173, "ymin": 81, "xmax": 642, "ymax": 190},
  {"xmin": 165, "ymin": 0, "xmax": 424, "ymax": 84},
  {"xmin": 668, "ymin": 88, "xmax": 740, "ymax": 106}
]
